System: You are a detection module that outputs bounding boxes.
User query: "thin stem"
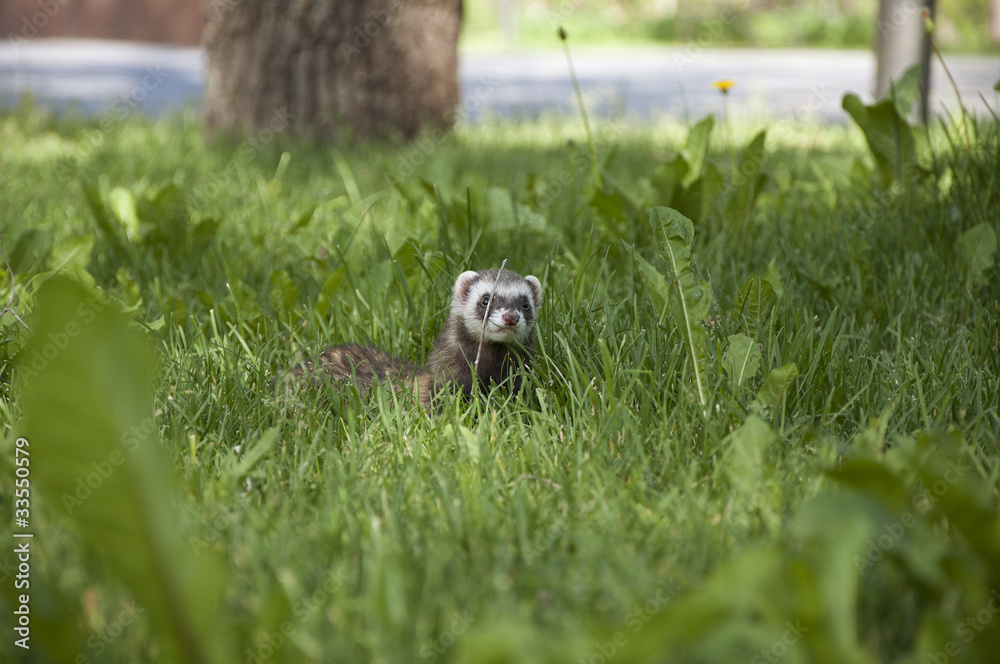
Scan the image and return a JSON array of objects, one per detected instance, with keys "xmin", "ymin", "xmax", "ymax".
[
  {"xmin": 474, "ymin": 259, "xmax": 507, "ymax": 372},
  {"xmin": 924, "ymin": 9, "xmax": 972, "ymax": 153},
  {"xmin": 559, "ymin": 28, "xmax": 602, "ymax": 190}
]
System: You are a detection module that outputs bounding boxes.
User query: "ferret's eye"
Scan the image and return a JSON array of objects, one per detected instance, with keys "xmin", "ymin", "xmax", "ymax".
[
  {"xmin": 480, "ymin": 296, "xmax": 490, "ymax": 307},
  {"xmin": 521, "ymin": 299, "xmax": 530, "ymax": 310}
]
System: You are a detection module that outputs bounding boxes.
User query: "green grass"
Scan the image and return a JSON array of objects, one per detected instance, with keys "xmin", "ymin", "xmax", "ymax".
[{"xmin": 0, "ymin": 92, "xmax": 998, "ymax": 664}]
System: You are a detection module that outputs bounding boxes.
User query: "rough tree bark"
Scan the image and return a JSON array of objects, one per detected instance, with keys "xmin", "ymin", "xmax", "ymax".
[{"xmin": 202, "ymin": 0, "xmax": 462, "ymax": 140}]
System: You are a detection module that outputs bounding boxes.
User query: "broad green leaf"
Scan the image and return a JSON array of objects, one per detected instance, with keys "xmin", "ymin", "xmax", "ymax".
[
  {"xmin": 763, "ymin": 257, "xmax": 785, "ymax": 298},
  {"xmin": 137, "ymin": 182, "xmax": 189, "ymax": 253},
  {"xmin": 887, "ymin": 64, "xmax": 923, "ymax": 119},
  {"xmin": 956, "ymin": 222, "xmax": 997, "ymax": 289},
  {"xmin": 650, "ymin": 154, "xmax": 689, "ymax": 207},
  {"xmin": 827, "ymin": 459, "xmax": 914, "ymax": 514},
  {"xmin": 842, "ymin": 94, "xmax": 919, "ymax": 187},
  {"xmin": 82, "ymin": 180, "xmax": 134, "ymax": 265},
  {"xmin": 727, "ymin": 130, "xmax": 768, "ymax": 221},
  {"xmin": 673, "ymin": 161, "xmax": 724, "ymax": 225},
  {"xmin": 189, "ymin": 218, "xmax": 221, "ymax": 264},
  {"xmin": 788, "ymin": 493, "xmax": 882, "ymax": 661},
  {"xmin": 827, "ymin": 438, "xmax": 972, "ymax": 597},
  {"xmin": 625, "ymin": 243, "xmax": 672, "ymax": 321},
  {"xmin": 623, "ymin": 546, "xmax": 788, "ymax": 662},
  {"xmin": 18, "ymin": 278, "xmax": 229, "ymax": 664},
  {"xmin": 650, "ymin": 206, "xmax": 713, "ymax": 406},
  {"xmin": 910, "ymin": 432, "xmax": 1000, "ymax": 569},
  {"xmin": 725, "ymin": 415, "xmax": 774, "ymax": 485},
  {"xmin": 593, "ymin": 170, "xmax": 640, "ymax": 225},
  {"xmin": 681, "ymin": 115, "xmax": 715, "ymax": 186},
  {"xmin": 755, "ymin": 362, "xmax": 799, "ymax": 409},
  {"xmin": 730, "ymin": 274, "xmax": 777, "ymax": 338},
  {"xmin": 323, "ymin": 266, "xmax": 346, "ymax": 297},
  {"xmin": 108, "ymin": 185, "xmax": 140, "ymax": 239},
  {"xmin": 9, "ymin": 227, "xmax": 52, "ymax": 274},
  {"xmin": 722, "ymin": 333, "xmax": 762, "ymax": 387},
  {"xmin": 590, "ymin": 186, "xmax": 629, "ymax": 224},
  {"xmin": 315, "ymin": 266, "xmax": 347, "ymax": 320}
]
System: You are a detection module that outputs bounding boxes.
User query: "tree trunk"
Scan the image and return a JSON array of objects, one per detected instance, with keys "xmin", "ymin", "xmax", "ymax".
[
  {"xmin": 990, "ymin": 0, "xmax": 1000, "ymax": 42},
  {"xmin": 874, "ymin": 0, "xmax": 931, "ymax": 122},
  {"xmin": 202, "ymin": 0, "xmax": 462, "ymax": 140}
]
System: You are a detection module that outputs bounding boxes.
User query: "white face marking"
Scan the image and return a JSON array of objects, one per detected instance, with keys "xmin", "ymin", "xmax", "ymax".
[{"xmin": 456, "ymin": 276, "xmax": 538, "ymax": 345}]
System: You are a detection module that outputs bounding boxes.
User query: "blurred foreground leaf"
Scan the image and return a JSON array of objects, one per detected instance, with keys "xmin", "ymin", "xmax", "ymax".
[
  {"xmin": 956, "ymin": 222, "xmax": 997, "ymax": 290},
  {"xmin": 19, "ymin": 278, "xmax": 229, "ymax": 664}
]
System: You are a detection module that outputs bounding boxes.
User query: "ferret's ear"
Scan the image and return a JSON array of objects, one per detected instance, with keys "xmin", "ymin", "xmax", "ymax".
[
  {"xmin": 525, "ymin": 275, "xmax": 543, "ymax": 308},
  {"xmin": 454, "ymin": 271, "xmax": 480, "ymax": 301}
]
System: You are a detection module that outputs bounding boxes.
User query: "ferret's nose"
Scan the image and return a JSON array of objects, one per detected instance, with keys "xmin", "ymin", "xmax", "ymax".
[{"xmin": 501, "ymin": 311, "xmax": 520, "ymax": 327}]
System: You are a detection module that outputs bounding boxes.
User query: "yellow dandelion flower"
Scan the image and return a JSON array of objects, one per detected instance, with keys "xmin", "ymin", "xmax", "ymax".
[{"xmin": 713, "ymin": 80, "xmax": 735, "ymax": 94}]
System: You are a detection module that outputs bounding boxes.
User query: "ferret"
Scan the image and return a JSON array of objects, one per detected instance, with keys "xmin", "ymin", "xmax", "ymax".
[{"xmin": 293, "ymin": 268, "xmax": 543, "ymax": 406}]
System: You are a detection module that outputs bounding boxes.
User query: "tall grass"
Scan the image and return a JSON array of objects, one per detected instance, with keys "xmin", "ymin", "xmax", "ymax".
[{"xmin": 0, "ymin": 92, "xmax": 998, "ymax": 663}]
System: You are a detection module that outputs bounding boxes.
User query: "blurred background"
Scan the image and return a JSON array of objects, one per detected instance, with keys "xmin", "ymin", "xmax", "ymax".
[
  {"xmin": 0, "ymin": 1, "xmax": 998, "ymax": 127},
  {"xmin": 2, "ymin": 0, "xmax": 999, "ymax": 51}
]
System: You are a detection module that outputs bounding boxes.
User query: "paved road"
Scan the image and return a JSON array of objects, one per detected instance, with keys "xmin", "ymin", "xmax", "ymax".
[{"xmin": 1, "ymin": 39, "xmax": 997, "ymax": 123}]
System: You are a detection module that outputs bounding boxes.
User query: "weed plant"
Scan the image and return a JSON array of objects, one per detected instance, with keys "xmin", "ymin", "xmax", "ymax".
[{"xmin": 0, "ymin": 77, "xmax": 998, "ymax": 663}]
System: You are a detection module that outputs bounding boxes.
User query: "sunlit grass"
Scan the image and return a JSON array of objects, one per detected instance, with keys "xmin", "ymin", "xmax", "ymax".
[{"xmin": 1, "ymin": 98, "xmax": 998, "ymax": 663}]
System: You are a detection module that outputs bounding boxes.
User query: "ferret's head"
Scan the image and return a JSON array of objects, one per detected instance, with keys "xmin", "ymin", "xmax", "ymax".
[{"xmin": 452, "ymin": 269, "xmax": 543, "ymax": 345}]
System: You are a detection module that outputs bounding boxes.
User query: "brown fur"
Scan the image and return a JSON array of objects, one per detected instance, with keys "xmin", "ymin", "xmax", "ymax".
[
  {"xmin": 425, "ymin": 309, "xmax": 535, "ymax": 398},
  {"xmin": 291, "ymin": 268, "xmax": 541, "ymax": 407}
]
